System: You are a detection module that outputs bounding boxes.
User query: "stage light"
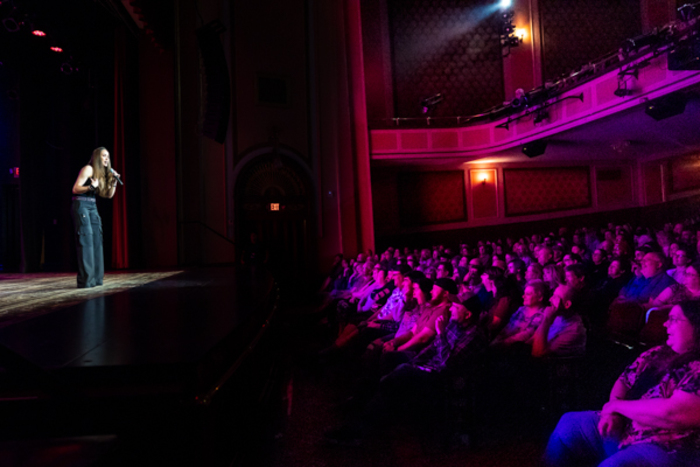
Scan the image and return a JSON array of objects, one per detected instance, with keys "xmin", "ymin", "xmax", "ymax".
[
  {"xmin": 499, "ymin": 0, "xmax": 512, "ymax": 10},
  {"xmin": 31, "ymin": 29, "xmax": 46, "ymax": 36},
  {"xmin": 420, "ymin": 93, "xmax": 444, "ymax": 115},
  {"xmin": 2, "ymin": 17, "xmax": 19, "ymax": 33},
  {"xmin": 60, "ymin": 62, "xmax": 73, "ymax": 75},
  {"xmin": 50, "ymin": 46, "xmax": 63, "ymax": 53}
]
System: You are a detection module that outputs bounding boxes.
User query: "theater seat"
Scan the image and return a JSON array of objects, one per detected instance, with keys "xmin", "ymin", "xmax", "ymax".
[
  {"xmin": 638, "ymin": 306, "xmax": 671, "ymax": 348},
  {"xmin": 606, "ymin": 300, "xmax": 647, "ymax": 348}
]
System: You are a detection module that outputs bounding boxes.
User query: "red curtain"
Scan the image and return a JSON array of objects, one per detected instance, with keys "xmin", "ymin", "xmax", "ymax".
[{"xmin": 112, "ymin": 25, "xmax": 129, "ymax": 269}]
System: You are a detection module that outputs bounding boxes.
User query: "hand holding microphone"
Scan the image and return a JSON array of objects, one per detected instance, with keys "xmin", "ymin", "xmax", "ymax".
[{"xmin": 110, "ymin": 168, "xmax": 124, "ymax": 186}]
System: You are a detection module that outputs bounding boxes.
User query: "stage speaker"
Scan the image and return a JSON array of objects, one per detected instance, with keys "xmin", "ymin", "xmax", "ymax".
[
  {"xmin": 522, "ymin": 140, "xmax": 547, "ymax": 158},
  {"xmin": 668, "ymin": 38, "xmax": 700, "ymax": 71},
  {"xmin": 645, "ymin": 93, "xmax": 687, "ymax": 121}
]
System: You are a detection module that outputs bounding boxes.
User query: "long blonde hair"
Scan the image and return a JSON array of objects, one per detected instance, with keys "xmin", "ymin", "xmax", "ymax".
[{"xmin": 89, "ymin": 147, "xmax": 115, "ymax": 197}]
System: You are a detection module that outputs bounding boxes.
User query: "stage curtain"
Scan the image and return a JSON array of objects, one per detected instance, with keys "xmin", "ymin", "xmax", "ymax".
[{"xmin": 112, "ymin": 25, "xmax": 129, "ymax": 269}]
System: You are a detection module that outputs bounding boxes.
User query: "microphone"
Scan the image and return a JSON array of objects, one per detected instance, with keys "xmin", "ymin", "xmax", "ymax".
[{"xmin": 110, "ymin": 168, "xmax": 124, "ymax": 186}]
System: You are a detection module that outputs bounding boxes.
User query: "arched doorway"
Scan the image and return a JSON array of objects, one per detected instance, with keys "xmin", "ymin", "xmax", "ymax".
[{"xmin": 234, "ymin": 152, "xmax": 315, "ymax": 277}]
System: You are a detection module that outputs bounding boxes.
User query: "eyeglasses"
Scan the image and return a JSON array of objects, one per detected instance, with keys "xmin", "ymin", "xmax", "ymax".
[{"xmin": 666, "ymin": 317, "xmax": 688, "ymax": 325}]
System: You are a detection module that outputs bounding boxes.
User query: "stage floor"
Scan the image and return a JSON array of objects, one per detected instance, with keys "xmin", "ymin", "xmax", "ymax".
[
  {"xmin": 0, "ymin": 271, "xmax": 183, "ymax": 328},
  {"xmin": 0, "ymin": 267, "xmax": 276, "ymax": 398}
]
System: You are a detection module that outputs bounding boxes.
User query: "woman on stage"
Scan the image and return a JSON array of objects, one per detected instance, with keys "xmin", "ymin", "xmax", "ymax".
[{"xmin": 71, "ymin": 147, "xmax": 119, "ymax": 288}]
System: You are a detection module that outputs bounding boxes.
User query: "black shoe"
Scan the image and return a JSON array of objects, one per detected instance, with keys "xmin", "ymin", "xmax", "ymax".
[{"xmin": 324, "ymin": 426, "xmax": 362, "ymax": 446}]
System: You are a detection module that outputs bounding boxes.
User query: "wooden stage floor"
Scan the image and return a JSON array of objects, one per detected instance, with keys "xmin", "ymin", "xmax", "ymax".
[
  {"xmin": 0, "ymin": 267, "xmax": 277, "ymax": 400},
  {"xmin": 0, "ymin": 271, "xmax": 183, "ymax": 328}
]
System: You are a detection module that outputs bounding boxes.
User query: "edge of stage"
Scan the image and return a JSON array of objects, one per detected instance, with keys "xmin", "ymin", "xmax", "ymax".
[{"xmin": 0, "ymin": 265, "xmax": 280, "ymax": 439}]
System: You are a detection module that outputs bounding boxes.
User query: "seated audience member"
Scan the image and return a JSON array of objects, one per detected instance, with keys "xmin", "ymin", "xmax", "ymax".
[
  {"xmin": 326, "ymin": 265, "xmax": 414, "ymax": 354},
  {"xmin": 667, "ymin": 245, "xmax": 693, "ymax": 285},
  {"xmin": 325, "ymin": 299, "xmax": 487, "ymax": 445},
  {"xmin": 589, "ymin": 248, "xmax": 610, "ymax": 288},
  {"xmin": 525, "ymin": 262, "xmax": 544, "ymax": 282},
  {"xmin": 589, "ymin": 258, "xmax": 633, "ymax": 332},
  {"xmin": 680, "ymin": 227, "xmax": 695, "ymax": 248},
  {"xmin": 543, "ymin": 263, "xmax": 565, "ymax": 291},
  {"xmin": 478, "ymin": 243, "xmax": 493, "ymax": 267},
  {"xmin": 552, "ymin": 246, "xmax": 564, "ymax": 265},
  {"xmin": 475, "ymin": 267, "xmax": 521, "ymax": 334},
  {"xmin": 531, "ymin": 284, "xmax": 587, "ymax": 357},
  {"xmin": 490, "ymin": 280, "xmax": 549, "ymax": 348},
  {"xmin": 336, "ymin": 264, "xmax": 389, "ymax": 329},
  {"xmin": 364, "ymin": 275, "xmax": 431, "ymax": 356},
  {"xmin": 507, "ymin": 259, "xmax": 527, "ymax": 289},
  {"xmin": 435, "ymin": 261, "xmax": 453, "ymax": 280},
  {"xmin": 537, "ymin": 246, "xmax": 555, "ymax": 267},
  {"xmin": 616, "ymin": 252, "xmax": 676, "ymax": 304},
  {"xmin": 379, "ymin": 278, "xmax": 457, "ymax": 371},
  {"xmin": 544, "ymin": 300, "xmax": 700, "ymax": 467},
  {"xmin": 613, "ymin": 239, "xmax": 632, "ymax": 260},
  {"xmin": 631, "ymin": 245, "xmax": 653, "ymax": 278},
  {"xmin": 562, "ymin": 253, "xmax": 582, "ymax": 268},
  {"xmin": 564, "ymin": 264, "xmax": 587, "ymax": 293},
  {"xmin": 652, "ymin": 260, "xmax": 700, "ymax": 306}
]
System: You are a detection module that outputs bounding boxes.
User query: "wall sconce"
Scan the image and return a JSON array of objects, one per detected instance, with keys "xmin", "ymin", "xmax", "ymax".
[
  {"xmin": 475, "ymin": 170, "xmax": 492, "ymax": 185},
  {"xmin": 515, "ymin": 28, "xmax": 527, "ymax": 42}
]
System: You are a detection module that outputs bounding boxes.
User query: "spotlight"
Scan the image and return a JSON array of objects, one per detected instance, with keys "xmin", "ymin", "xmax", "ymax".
[
  {"xmin": 499, "ymin": 0, "xmax": 512, "ymax": 9},
  {"xmin": 420, "ymin": 93, "xmax": 443, "ymax": 114},
  {"xmin": 50, "ymin": 46, "xmax": 63, "ymax": 53},
  {"xmin": 678, "ymin": 3, "xmax": 698, "ymax": 22},
  {"xmin": 31, "ymin": 29, "xmax": 46, "ymax": 36},
  {"xmin": 614, "ymin": 80, "xmax": 634, "ymax": 97},
  {"xmin": 60, "ymin": 62, "xmax": 73, "ymax": 75},
  {"xmin": 2, "ymin": 17, "xmax": 19, "ymax": 33}
]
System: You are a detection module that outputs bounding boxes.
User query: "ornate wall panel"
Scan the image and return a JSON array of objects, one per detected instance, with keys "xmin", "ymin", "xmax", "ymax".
[
  {"xmin": 596, "ymin": 167, "xmax": 632, "ymax": 207},
  {"xmin": 669, "ymin": 154, "xmax": 700, "ymax": 193},
  {"xmin": 398, "ymin": 171, "xmax": 466, "ymax": 226},
  {"xmin": 540, "ymin": 0, "xmax": 642, "ymax": 81},
  {"xmin": 504, "ymin": 167, "xmax": 590, "ymax": 216},
  {"xmin": 388, "ymin": 0, "xmax": 504, "ymax": 118}
]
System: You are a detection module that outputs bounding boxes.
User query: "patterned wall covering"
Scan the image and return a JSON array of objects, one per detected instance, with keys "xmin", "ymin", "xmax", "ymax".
[
  {"xmin": 669, "ymin": 154, "xmax": 700, "ymax": 193},
  {"xmin": 596, "ymin": 167, "xmax": 632, "ymax": 207},
  {"xmin": 388, "ymin": 0, "xmax": 504, "ymax": 118},
  {"xmin": 539, "ymin": 0, "xmax": 642, "ymax": 81},
  {"xmin": 504, "ymin": 167, "xmax": 590, "ymax": 216},
  {"xmin": 398, "ymin": 171, "xmax": 466, "ymax": 226}
]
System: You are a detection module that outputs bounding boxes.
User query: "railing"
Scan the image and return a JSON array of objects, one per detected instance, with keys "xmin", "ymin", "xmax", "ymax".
[{"xmin": 369, "ymin": 7, "xmax": 700, "ymax": 130}]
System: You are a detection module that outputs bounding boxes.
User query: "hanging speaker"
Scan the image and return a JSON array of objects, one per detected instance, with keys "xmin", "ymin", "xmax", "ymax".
[
  {"xmin": 522, "ymin": 140, "xmax": 547, "ymax": 158},
  {"xmin": 645, "ymin": 93, "xmax": 687, "ymax": 121}
]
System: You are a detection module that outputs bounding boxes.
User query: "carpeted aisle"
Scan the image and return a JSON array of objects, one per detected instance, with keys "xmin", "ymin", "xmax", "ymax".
[{"xmin": 0, "ymin": 271, "xmax": 182, "ymax": 328}]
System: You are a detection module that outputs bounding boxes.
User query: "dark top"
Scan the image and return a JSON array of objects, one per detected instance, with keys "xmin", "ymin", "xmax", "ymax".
[{"xmin": 81, "ymin": 179, "xmax": 97, "ymax": 199}]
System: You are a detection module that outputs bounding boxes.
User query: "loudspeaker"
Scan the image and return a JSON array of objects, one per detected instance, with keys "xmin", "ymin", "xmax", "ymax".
[
  {"xmin": 522, "ymin": 140, "xmax": 547, "ymax": 158},
  {"xmin": 645, "ymin": 93, "xmax": 687, "ymax": 121}
]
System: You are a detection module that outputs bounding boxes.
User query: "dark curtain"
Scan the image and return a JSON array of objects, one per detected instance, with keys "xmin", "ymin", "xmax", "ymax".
[{"xmin": 112, "ymin": 25, "xmax": 129, "ymax": 269}]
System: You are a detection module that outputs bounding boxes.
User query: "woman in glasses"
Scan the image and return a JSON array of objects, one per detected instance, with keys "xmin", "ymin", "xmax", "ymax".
[{"xmin": 544, "ymin": 300, "xmax": 700, "ymax": 467}]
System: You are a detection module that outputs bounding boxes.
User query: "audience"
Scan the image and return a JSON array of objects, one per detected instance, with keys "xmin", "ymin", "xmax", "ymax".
[{"xmin": 314, "ymin": 216, "xmax": 700, "ymax": 452}]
